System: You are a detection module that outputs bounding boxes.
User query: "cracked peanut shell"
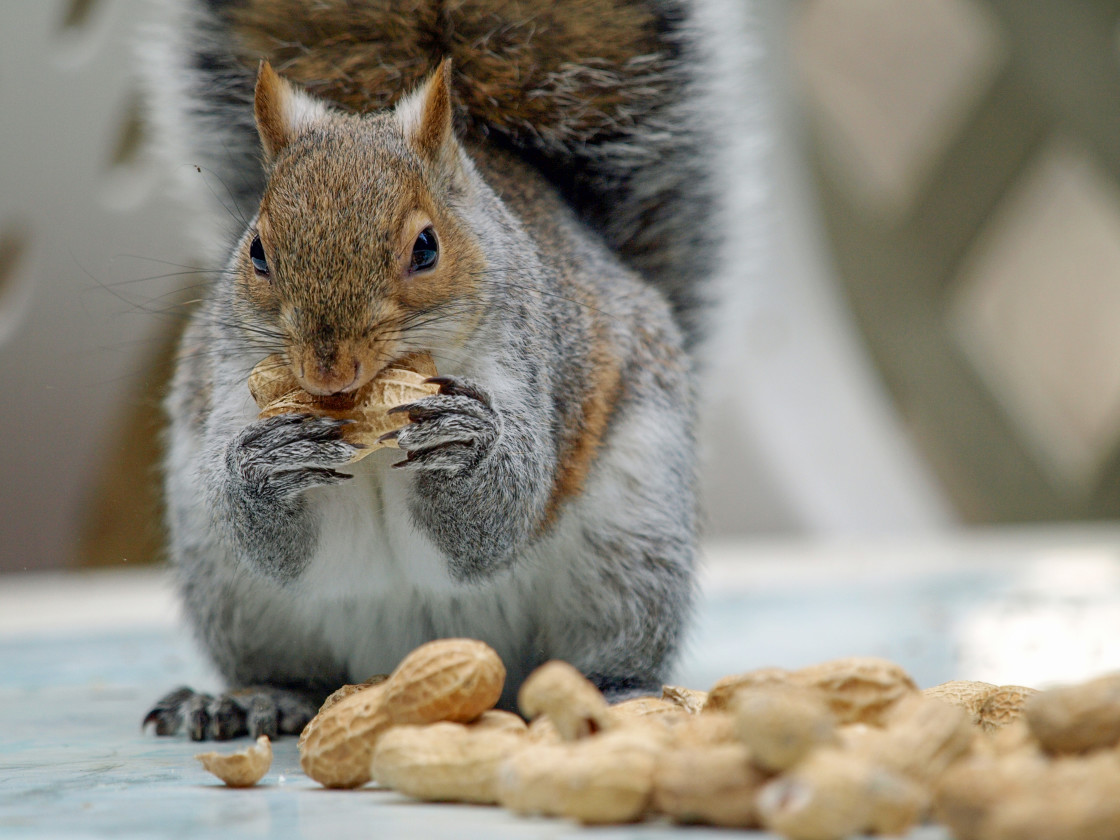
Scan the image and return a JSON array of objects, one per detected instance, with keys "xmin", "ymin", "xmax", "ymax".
[
  {"xmin": 248, "ymin": 352, "xmax": 438, "ymax": 461},
  {"xmin": 196, "ymin": 735, "xmax": 272, "ymax": 787}
]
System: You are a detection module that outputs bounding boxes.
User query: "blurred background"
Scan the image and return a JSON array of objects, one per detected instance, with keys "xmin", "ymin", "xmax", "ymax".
[{"xmin": 5, "ymin": 0, "xmax": 1120, "ymax": 573}]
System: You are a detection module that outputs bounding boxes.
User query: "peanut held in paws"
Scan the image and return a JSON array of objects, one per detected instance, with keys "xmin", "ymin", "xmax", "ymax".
[{"xmin": 247, "ymin": 352, "xmax": 439, "ymax": 461}]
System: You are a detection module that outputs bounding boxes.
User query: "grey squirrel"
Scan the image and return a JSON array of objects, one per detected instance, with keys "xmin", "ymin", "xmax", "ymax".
[{"xmin": 144, "ymin": 0, "xmax": 761, "ymax": 739}]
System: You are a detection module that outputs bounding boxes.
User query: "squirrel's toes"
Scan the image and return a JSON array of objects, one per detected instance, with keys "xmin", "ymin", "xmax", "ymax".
[{"xmin": 144, "ymin": 685, "xmax": 320, "ymax": 741}]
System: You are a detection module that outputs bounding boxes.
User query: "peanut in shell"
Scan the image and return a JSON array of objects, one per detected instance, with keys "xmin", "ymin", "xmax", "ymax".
[
  {"xmin": 318, "ymin": 674, "xmax": 390, "ymax": 714},
  {"xmin": 247, "ymin": 352, "xmax": 439, "ymax": 460},
  {"xmin": 371, "ymin": 721, "xmax": 527, "ymax": 804},
  {"xmin": 468, "ymin": 709, "xmax": 529, "ymax": 735},
  {"xmin": 791, "ymin": 656, "xmax": 919, "ymax": 725},
  {"xmin": 731, "ymin": 682, "xmax": 837, "ymax": 773},
  {"xmin": 610, "ymin": 696, "xmax": 689, "ymax": 721},
  {"xmin": 977, "ymin": 718, "xmax": 1039, "ymax": 758},
  {"xmin": 872, "ymin": 693, "xmax": 975, "ymax": 783},
  {"xmin": 651, "ymin": 742, "xmax": 763, "ymax": 827},
  {"xmin": 661, "ymin": 684, "xmax": 707, "ymax": 715},
  {"xmin": 497, "ymin": 728, "xmax": 659, "ymax": 824},
  {"xmin": 518, "ymin": 660, "xmax": 613, "ymax": 741},
  {"xmin": 298, "ymin": 638, "xmax": 505, "ymax": 788},
  {"xmin": 932, "ymin": 751, "xmax": 1050, "ymax": 840},
  {"xmin": 936, "ymin": 751, "xmax": 1120, "ymax": 840},
  {"xmin": 705, "ymin": 658, "xmax": 918, "ymax": 724},
  {"xmin": 704, "ymin": 667, "xmax": 792, "ymax": 713},
  {"xmin": 979, "ymin": 685, "xmax": 1038, "ymax": 732},
  {"xmin": 923, "ymin": 680, "xmax": 998, "ymax": 726},
  {"xmin": 1024, "ymin": 671, "xmax": 1120, "ymax": 753},
  {"xmin": 381, "ymin": 637, "xmax": 506, "ymax": 724},
  {"xmin": 757, "ymin": 748, "xmax": 926, "ymax": 840},
  {"xmin": 666, "ymin": 710, "xmax": 738, "ymax": 748}
]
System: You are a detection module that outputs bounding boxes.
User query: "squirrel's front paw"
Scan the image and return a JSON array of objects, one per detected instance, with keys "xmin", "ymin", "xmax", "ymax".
[
  {"xmin": 381, "ymin": 376, "xmax": 499, "ymax": 473},
  {"xmin": 228, "ymin": 414, "xmax": 360, "ymax": 499}
]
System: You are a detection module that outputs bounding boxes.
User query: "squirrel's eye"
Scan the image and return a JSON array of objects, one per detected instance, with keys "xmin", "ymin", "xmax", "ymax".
[
  {"xmin": 249, "ymin": 235, "xmax": 269, "ymax": 276},
  {"xmin": 410, "ymin": 227, "xmax": 438, "ymax": 273}
]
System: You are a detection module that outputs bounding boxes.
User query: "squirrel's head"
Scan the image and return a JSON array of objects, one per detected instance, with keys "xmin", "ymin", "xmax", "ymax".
[{"xmin": 236, "ymin": 60, "xmax": 486, "ymax": 396}]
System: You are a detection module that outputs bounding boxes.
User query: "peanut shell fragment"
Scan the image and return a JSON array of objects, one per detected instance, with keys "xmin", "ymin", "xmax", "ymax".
[
  {"xmin": 248, "ymin": 352, "xmax": 439, "ymax": 461},
  {"xmin": 196, "ymin": 735, "xmax": 272, "ymax": 787},
  {"xmin": 976, "ymin": 719, "xmax": 1039, "ymax": 758}
]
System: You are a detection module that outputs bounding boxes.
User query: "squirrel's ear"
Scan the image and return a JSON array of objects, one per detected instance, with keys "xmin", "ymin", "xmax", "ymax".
[
  {"xmin": 254, "ymin": 61, "xmax": 329, "ymax": 161},
  {"xmin": 397, "ymin": 59, "xmax": 454, "ymax": 164}
]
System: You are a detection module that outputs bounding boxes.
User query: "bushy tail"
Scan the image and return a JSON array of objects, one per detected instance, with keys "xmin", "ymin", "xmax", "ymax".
[{"xmin": 147, "ymin": 0, "xmax": 767, "ymax": 355}]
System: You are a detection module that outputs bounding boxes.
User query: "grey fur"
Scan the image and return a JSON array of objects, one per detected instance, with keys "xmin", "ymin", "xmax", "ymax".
[
  {"xmin": 143, "ymin": 0, "xmax": 757, "ymax": 737},
  {"xmin": 143, "ymin": 0, "xmax": 740, "ymax": 355}
]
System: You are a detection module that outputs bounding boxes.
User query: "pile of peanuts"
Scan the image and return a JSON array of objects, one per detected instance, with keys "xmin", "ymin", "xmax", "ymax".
[{"xmin": 200, "ymin": 639, "xmax": 1120, "ymax": 840}]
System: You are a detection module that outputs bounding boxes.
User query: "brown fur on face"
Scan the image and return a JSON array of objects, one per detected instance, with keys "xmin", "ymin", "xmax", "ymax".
[
  {"xmin": 241, "ymin": 66, "xmax": 486, "ymax": 395},
  {"xmin": 228, "ymin": 0, "xmax": 678, "ymax": 149}
]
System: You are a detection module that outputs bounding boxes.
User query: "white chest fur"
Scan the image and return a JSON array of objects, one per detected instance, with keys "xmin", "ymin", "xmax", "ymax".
[{"xmin": 288, "ymin": 454, "xmax": 542, "ymax": 685}]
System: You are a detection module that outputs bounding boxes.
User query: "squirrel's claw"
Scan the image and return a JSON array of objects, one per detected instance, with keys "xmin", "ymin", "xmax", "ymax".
[
  {"xmin": 391, "ymin": 442, "xmax": 472, "ymax": 472},
  {"xmin": 425, "ymin": 375, "xmax": 492, "ymax": 407},
  {"xmin": 143, "ymin": 685, "xmax": 194, "ymax": 736},
  {"xmin": 386, "ymin": 402, "xmax": 420, "ymax": 418},
  {"xmin": 229, "ymin": 414, "xmax": 358, "ymax": 499}
]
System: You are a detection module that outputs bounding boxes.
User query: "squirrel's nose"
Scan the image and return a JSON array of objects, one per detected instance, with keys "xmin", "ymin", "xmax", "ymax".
[{"xmin": 296, "ymin": 346, "xmax": 364, "ymax": 396}]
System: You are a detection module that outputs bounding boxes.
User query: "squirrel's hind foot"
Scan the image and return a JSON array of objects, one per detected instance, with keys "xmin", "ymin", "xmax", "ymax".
[{"xmin": 143, "ymin": 685, "xmax": 320, "ymax": 741}]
